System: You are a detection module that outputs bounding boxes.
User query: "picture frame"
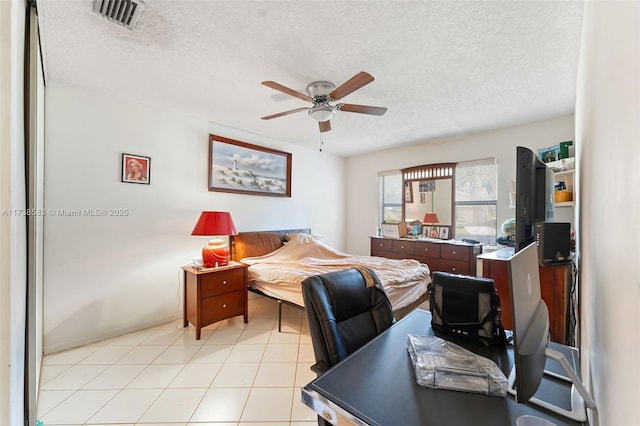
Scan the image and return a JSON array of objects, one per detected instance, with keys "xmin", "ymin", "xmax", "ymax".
[
  {"xmin": 439, "ymin": 226, "xmax": 449, "ymax": 239},
  {"xmin": 404, "ymin": 181, "xmax": 413, "ymax": 203},
  {"xmin": 209, "ymin": 135, "xmax": 292, "ymax": 197},
  {"xmin": 121, "ymin": 153, "xmax": 150, "ymax": 184}
]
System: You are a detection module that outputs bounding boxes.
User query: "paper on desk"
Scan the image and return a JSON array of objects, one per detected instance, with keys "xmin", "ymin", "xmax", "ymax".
[{"xmin": 407, "ymin": 334, "xmax": 508, "ymax": 397}]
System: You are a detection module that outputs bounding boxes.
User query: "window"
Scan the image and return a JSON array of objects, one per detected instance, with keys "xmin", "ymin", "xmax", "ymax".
[
  {"xmin": 455, "ymin": 158, "xmax": 498, "ymax": 246},
  {"xmin": 378, "ymin": 171, "xmax": 402, "ymax": 223}
]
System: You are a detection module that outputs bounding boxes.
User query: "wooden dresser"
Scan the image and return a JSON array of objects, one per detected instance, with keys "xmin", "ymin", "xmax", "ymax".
[
  {"xmin": 182, "ymin": 261, "xmax": 248, "ymax": 340},
  {"xmin": 478, "ymin": 248, "xmax": 571, "ymax": 344},
  {"xmin": 370, "ymin": 237, "xmax": 482, "ymax": 276}
]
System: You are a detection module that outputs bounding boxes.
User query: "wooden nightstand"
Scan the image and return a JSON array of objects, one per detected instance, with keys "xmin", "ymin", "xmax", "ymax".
[{"xmin": 182, "ymin": 261, "xmax": 248, "ymax": 340}]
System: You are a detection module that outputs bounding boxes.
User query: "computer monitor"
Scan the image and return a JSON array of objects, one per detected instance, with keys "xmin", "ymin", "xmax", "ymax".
[
  {"xmin": 507, "ymin": 242, "xmax": 596, "ymax": 422},
  {"xmin": 515, "ymin": 146, "xmax": 555, "ymax": 252}
]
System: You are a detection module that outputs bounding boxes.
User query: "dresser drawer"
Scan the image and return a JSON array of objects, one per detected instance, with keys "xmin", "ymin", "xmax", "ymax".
[
  {"xmin": 201, "ymin": 268, "xmax": 245, "ymax": 298},
  {"xmin": 202, "ymin": 290, "xmax": 245, "ymax": 324},
  {"xmin": 435, "ymin": 258, "xmax": 470, "ymax": 275},
  {"xmin": 370, "ymin": 238, "xmax": 393, "ymax": 253},
  {"xmin": 414, "ymin": 241, "xmax": 441, "ymax": 259},
  {"xmin": 441, "ymin": 245, "xmax": 471, "ymax": 262},
  {"xmin": 391, "ymin": 240, "xmax": 414, "ymax": 256}
]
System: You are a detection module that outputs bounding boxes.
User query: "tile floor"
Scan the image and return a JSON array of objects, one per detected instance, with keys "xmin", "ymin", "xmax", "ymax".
[{"xmin": 37, "ymin": 293, "xmax": 318, "ymax": 426}]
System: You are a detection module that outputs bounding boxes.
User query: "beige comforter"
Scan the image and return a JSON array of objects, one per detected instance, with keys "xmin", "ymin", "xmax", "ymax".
[{"xmin": 241, "ymin": 233, "xmax": 431, "ymax": 310}]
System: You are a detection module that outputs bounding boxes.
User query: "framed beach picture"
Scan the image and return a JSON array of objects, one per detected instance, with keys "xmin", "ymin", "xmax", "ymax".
[
  {"xmin": 121, "ymin": 153, "xmax": 150, "ymax": 184},
  {"xmin": 208, "ymin": 135, "xmax": 292, "ymax": 197}
]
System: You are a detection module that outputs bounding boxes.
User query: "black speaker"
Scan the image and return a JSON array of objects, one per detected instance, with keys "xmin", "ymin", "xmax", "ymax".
[{"xmin": 535, "ymin": 222, "xmax": 571, "ymax": 264}]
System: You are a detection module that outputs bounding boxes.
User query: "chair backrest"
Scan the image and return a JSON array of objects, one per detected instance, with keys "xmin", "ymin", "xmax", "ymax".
[{"xmin": 302, "ymin": 267, "xmax": 394, "ymax": 375}]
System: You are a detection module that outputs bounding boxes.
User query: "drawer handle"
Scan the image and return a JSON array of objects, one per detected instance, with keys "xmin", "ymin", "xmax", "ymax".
[
  {"xmin": 222, "ymin": 304, "xmax": 227, "ymax": 308},
  {"xmin": 379, "ymin": 243, "xmax": 383, "ymax": 247},
  {"xmin": 400, "ymin": 245, "xmax": 404, "ymax": 249},
  {"xmin": 452, "ymin": 267, "xmax": 456, "ymax": 272},
  {"xmin": 222, "ymin": 280, "xmax": 228, "ymax": 285},
  {"xmin": 452, "ymin": 251, "xmax": 456, "ymax": 255},
  {"xmin": 423, "ymin": 248, "xmax": 428, "ymax": 252}
]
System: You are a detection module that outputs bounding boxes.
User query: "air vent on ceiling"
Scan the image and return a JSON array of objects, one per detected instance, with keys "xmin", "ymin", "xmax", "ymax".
[{"xmin": 92, "ymin": 0, "xmax": 144, "ymax": 29}]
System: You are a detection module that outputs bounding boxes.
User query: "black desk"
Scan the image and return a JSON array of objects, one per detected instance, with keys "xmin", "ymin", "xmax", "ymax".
[{"xmin": 302, "ymin": 309, "xmax": 583, "ymax": 426}]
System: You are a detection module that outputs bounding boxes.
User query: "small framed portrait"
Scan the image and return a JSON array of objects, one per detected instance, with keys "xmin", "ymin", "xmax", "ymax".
[
  {"xmin": 429, "ymin": 226, "xmax": 440, "ymax": 239},
  {"xmin": 439, "ymin": 226, "xmax": 449, "ymax": 239},
  {"xmin": 121, "ymin": 153, "xmax": 150, "ymax": 184}
]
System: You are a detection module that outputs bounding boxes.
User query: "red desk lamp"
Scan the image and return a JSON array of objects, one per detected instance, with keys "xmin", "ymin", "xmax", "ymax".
[{"xmin": 191, "ymin": 211, "xmax": 238, "ymax": 267}]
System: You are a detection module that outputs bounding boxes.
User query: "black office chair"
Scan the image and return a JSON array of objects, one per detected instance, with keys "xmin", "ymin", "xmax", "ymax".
[{"xmin": 302, "ymin": 267, "xmax": 395, "ymax": 376}]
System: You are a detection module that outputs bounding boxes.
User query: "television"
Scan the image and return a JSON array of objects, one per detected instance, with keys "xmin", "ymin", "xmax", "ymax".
[
  {"xmin": 515, "ymin": 146, "xmax": 555, "ymax": 252},
  {"xmin": 507, "ymin": 242, "xmax": 596, "ymax": 422}
]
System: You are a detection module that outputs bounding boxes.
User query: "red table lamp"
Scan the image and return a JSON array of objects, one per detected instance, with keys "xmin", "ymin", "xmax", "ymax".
[
  {"xmin": 423, "ymin": 212, "xmax": 440, "ymax": 225},
  {"xmin": 191, "ymin": 211, "xmax": 238, "ymax": 267}
]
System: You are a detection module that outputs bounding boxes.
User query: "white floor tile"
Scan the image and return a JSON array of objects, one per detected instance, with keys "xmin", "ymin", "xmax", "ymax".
[
  {"xmin": 227, "ymin": 344, "xmax": 266, "ymax": 363},
  {"xmin": 189, "ymin": 387, "xmax": 250, "ymax": 422},
  {"xmin": 138, "ymin": 388, "xmax": 206, "ymax": 423},
  {"xmin": 294, "ymin": 363, "xmax": 315, "ymax": 387},
  {"xmin": 207, "ymin": 327, "xmax": 244, "ymax": 345},
  {"xmin": 211, "ymin": 363, "xmax": 259, "ymax": 388},
  {"xmin": 290, "ymin": 387, "xmax": 318, "ymax": 422},
  {"xmin": 253, "ymin": 363, "xmax": 296, "ymax": 388},
  {"xmin": 267, "ymin": 329, "xmax": 301, "ymax": 344},
  {"xmin": 39, "ymin": 389, "xmax": 118, "ymax": 425},
  {"xmin": 36, "ymin": 294, "xmax": 322, "ymax": 425},
  {"xmin": 168, "ymin": 363, "xmax": 222, "ymax": 388},
  {"xmin": 191, "ymin": 344, "xmax": 233, "ymax": 363},
  {"xmin": 42, "ymin": 345, "xmax": 100, "ymax": 365},
  {"xmin": 262, "ymin": 344, "xmax": 299, "ymax": 363},
  {"xmin": 141, "ymin": 329, "xmax": 183, "ymax": 345},
  {"xmin": 237, "ymin": 328, "xmax": 271, "ymax": 345},
  {"xmin": 152, "ymin": 345, "xmax": 200, "ymax": 364},
  {"xmin": 115, "ymin": 345, "xmax": 166, "ymax": 364},
  {"xmin": 82, "ymin": 364, "xmax": 146, "ymax": 389},
  {"xmin": 35, "ymin": 390, "xmax": 74, "ymax": 418},
  {"xmin": 240, "ymin": 387, "xmax": 294, "ymax": 422},
  {"xmin": 86, "ymin": 388, "xmax": 162, "ymax": 424},
  {"xmin": 126, "ymin": 364, "xmax": 183, "ymax": 389},
  {"xmin": 39, "ymin": 365, "xmax": 72, "ymax": 385},
  {"xmin": 39, "ymin": 365, "xmax": 108, "ymax": 390},
  {"xmin": 297, "ymin": 344, "xmax": 315, "ymax": 363},
  {"xmin": 103, "ymin": 327, "xmax": 158, "ymax": 346},
  {"xmin": 77, "ymin": 345, "xmax": 134, "ymax": 365}
]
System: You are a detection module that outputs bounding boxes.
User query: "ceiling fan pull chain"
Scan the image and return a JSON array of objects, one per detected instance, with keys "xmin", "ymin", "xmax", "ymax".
[{"xmin": 319, "ymin": 134, "xmax": 324, "ymax": 152}]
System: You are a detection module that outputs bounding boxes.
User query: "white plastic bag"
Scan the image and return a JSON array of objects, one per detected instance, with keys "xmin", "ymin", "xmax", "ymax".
[{"xmin": 407, "ymin": 334, "xmax": 508, "ymax": 397}]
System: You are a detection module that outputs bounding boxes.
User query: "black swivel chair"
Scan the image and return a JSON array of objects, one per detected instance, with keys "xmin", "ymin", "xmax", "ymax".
[{"xmin": 302, "ymin": 267, "xmax": 395, "ymax": 376}]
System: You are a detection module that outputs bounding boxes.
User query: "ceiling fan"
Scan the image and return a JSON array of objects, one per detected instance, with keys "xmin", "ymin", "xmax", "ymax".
[{"xmin": 261, "ymin": 71, "xmax": 387, "ymax": 133}]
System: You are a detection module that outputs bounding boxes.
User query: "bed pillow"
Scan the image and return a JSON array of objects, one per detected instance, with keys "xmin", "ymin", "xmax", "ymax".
[{"xmin": 234, "ymin": 232, "xmax": 283, "ymax": 260}]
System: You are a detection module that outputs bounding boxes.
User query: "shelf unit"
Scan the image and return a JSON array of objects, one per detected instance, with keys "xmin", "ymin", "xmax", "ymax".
[{"xmin": 554, "ymin": 168, "xmax": 575, "ymax": 208}]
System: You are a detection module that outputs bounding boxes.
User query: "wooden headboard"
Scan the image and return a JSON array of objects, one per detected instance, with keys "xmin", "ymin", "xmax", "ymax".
[{"xmin": 231, "ymin": 228, "xmax": 311, "ymax": 261}]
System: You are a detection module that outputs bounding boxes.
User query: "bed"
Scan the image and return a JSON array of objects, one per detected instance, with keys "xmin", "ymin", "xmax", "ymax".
[{"xmin": 231, "ymin": 229, "xmax": 431, "ymax": 330}]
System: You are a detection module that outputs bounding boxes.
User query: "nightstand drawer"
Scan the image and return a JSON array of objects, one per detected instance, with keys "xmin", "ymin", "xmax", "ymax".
[
  {"xmin": 202, "ymin": 290, "xmax": 245, "ymax": 324},
  {"xmin": 201, "ymin": 268, "xmax": 245, "ymax": 298},
  {"xmin": 441, "ymin": 245, "xmax": 471, "ymax": 262}
]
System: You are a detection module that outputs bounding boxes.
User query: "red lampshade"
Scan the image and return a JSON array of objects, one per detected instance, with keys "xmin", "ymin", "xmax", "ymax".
[
  {"xmin": 191, "ymin": 211, "xmax": 238, "ymax": 236},
  {"xmin": 423, "ymin": 212, "xmax": 440, "ymax": 224}
]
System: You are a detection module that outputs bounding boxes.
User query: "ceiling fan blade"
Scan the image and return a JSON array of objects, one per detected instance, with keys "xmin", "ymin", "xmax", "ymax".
[
  {"xmin": 329, "ymin": 71, "xmax": 375, "ymax": 100},
  {"xmin": 319, "ymin": 120, "xmax": 331, "ymax": 133},
  {"xmin": 261, "ymin": 107, "xmax": 309, "ymax": 120},
  {"xmin": 262, "ymin": 81, "xmax": 313, "ymax": 102},
  {"xmin": 338, "ymin": 103, "xmax": 387, "ymax": 116}
]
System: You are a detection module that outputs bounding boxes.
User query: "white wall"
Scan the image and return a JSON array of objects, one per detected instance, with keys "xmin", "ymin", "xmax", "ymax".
[
  {"xmin": 0, "ymin": 0, "xmax": 27, "ymax": 424},
  {"xmin": 576, "ymin": 2, "xmax": 639, "ymax": 425},
  {"xmin": 345, "ymin": 115, "xmax": 575, "ymax": 255},
  {"xmin": 43, "ymin": 83, "xmax": 346, "ymax": 353}
]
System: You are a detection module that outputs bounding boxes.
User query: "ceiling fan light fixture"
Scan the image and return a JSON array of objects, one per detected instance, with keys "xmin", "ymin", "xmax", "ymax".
[{"xmin": 308, "ymin": 105, "xmax": 335, "ymax": 122}]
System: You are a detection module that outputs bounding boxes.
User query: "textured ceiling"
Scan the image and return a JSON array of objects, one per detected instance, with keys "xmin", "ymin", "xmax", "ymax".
[{"xmin": 37, "ymin": 0, "xmax": 584, "ymax": 157}]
